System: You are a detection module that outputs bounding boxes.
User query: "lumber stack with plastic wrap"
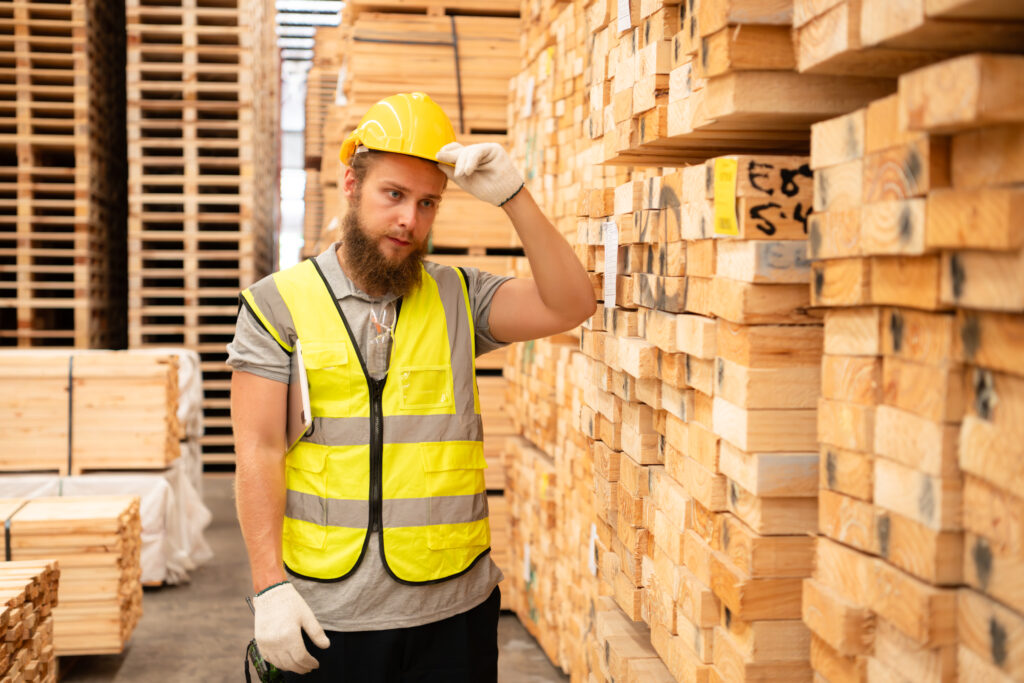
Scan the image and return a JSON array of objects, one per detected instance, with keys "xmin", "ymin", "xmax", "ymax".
[{"xmin": 0, "ymin": 497, "xmax": 142, "ymax": 657}]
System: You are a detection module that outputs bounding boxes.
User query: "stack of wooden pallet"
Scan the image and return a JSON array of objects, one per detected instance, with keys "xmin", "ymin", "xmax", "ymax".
[
  {"xmin": 805, "ymin": 52, "xmax": 1024, "ymax": 682},
  {"xmin": 0, "ymin": 560, "xmax": 59, "ymax": 683},
  {"xmin": 310, "ymin": 2, "xmax": 521, "ymax": 253},
  {"xmin": 125, "ymin": 0, "xmax": 280, "ymax": 462},
  {"xmin": 0, "ymin": 350, "xmax": 183, "ymax": 474},
  {"xmin": 0, "ymin": 496, "xmax": 142, "ymax": 656},
  {"xmin": 0, "ymin": 0, "xmax": 126, "ymax": 349}
]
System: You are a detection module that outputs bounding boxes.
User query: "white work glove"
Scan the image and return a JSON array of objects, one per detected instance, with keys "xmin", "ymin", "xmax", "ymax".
[
  {"xmin": 437, "ymin": 142, "xmax": 525, "ymax": 207},
  {"xmin": 253, "ymin": 581, "xmax": 331, "ymax": 674}
]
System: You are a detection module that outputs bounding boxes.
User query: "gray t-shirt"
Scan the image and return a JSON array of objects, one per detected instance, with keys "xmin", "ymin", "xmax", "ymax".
[{"xmin": 227, "ymin": 243, "xmax": 510, "ymax": 630}]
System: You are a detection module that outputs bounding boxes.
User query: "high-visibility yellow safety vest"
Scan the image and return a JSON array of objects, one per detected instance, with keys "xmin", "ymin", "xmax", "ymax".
[{"xmin": 240, "ymin": 258, "xmax": 489, "ymax": 584}]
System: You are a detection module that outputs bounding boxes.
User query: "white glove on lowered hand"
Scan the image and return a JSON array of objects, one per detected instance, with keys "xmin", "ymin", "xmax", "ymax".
[
  {"xmin": 437, "ymin": 142, "xmax": 525, "ymax": 207},
  {"xmin": 254, "ymin": 581, "xmax": 331, "ymax": 674}
]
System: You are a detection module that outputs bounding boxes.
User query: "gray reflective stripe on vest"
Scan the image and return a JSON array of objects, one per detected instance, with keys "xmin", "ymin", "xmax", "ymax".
[
  {"xmin": 286, "ymin": 489, "xmax": 368, "ymax": 529},
  {"xmin": 306, "ymin": 413, "xmax": 483, "ymax": 446},
  {"xmin": 383, "ymin": 492, "xmax": 488, "ymax": 528},
  {"xmin": 252, "ymin": 273, "xmax": 297, "ymax": 343},
  {"xmin": 286, "ymin": 490, "xmax": 488, "ymax": 528},
  {"xmin": 297, "ymin": 266, "xmax": 482, "ymax": 448},
  {"xmin": 432, "ymin": 267, "xmax": 477, "ymax": 422}
]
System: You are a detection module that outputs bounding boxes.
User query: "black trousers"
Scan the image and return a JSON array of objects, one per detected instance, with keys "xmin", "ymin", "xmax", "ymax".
[{"xmin": 282, "ymin": 587, "xmax": 500, "ymax": 683}]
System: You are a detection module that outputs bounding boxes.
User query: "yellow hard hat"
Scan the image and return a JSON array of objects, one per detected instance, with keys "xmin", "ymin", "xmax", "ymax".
[{"xmin": 339, "ymin": 92, "xmax": 457, "ymax": 166}]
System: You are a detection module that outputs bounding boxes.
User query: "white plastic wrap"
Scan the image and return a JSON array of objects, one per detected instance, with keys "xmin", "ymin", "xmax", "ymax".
[
  {"xmin": 0, "ymin": 440, "xmax": 213, "ymax": 585},
  {"xmin": 131, "ymin": 347, "xmax": 205, "ymax": 440}
]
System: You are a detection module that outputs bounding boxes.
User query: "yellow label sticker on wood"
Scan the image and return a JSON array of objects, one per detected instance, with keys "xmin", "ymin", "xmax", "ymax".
[{"xmin": 714, "ymin": 157, "xmax": 740, "ymax": 237}]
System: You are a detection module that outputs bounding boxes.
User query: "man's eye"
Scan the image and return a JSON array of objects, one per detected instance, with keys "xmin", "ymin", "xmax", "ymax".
[
  {"xmin": 420, "ymin": 199, "xmax": 435, "ymax": 209},
  {"xmin": 388, "ymin": 190, "xmax": 401, "ymax": 199}
]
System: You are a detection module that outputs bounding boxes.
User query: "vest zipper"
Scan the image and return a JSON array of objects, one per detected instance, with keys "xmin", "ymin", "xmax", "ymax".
[{"xmin": 368, "ymin": 377, "xmax": 385, "ymax": 535}]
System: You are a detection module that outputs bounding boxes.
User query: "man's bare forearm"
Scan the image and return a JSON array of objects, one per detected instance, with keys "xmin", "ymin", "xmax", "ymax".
[
  {"xmin": 236, "ymin": 444, "xmax": 287, "ymax": 593},
  {"xmin": 231, "ymin": 370, "xmax": 290, "ymax": 594},
  {"xmin": 502, "ymin": 188, "xmax": 595, "ymax": 324}
]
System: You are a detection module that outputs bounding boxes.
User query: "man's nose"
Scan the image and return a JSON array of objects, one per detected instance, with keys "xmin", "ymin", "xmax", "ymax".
[{"xmin": 397, "ymin": 200, "xmax": 418, "ymax": 229}]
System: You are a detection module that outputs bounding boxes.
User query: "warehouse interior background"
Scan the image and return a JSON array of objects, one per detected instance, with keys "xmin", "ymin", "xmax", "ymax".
[
  {"xmin": 276, "ymin": 0, "xmax": 342, "ymax": 271},
  {"xmin": 1, "ymin": 0, "xmax": 1023, "ymax": 681}
]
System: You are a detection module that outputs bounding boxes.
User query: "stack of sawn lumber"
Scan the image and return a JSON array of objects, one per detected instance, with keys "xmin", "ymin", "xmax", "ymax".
[
  {"xmin": 310, "ymin": 3, "xmax": 521, "ymax": 254},
  {"xmin": 499, "ymin": 0, "xmax": 1024, "ymax": 681},
  {"xmin": 301, "ymin": 27, "xmax": 346, "ymax": 260},
  {"xmin": 0, "ymin": 350, "xmax": 182, "ymax": 474},
  {"xmin": 427, "ymin": 256, "xmax": 530, "ymax": 611},
  {"xmin": 0, "ymin": 497, "xmax": 142, "ymax": 657},
  {"xmin": 0, "ymin": 0, "xmax": 126, "ymax": 349},
  {"xmin": 503, "ymin": 333, "xmax": 591, "ymax": 671},
  {"xmin": 804, "ymin": 52, "xmax": 1024, "ymax": 682},
  {"xmin": 571, "ymin": 154, "xmax": 820, "ymax": 681},
  {"xmin": 125, "ymin": 0, "xmax": 280, "ymax": 463},
  {"xmin": 0, "ymin": 560, "xmax": 59, "ymax": 683},
  {"xmin": 509, "ymin": 0, "xmax": 621, "ymax": 242}
]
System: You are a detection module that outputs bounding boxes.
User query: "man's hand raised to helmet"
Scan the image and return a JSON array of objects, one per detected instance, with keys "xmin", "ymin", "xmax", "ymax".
[{"xmin": 436, "ymin": 142, "xmax": 525, "ymax": 207}]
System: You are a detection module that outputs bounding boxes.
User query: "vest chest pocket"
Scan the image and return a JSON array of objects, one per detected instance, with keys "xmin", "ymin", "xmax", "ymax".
[
  {"xmin": 396, "ymin": 366, "xmax": 455, "ymax": 412},
  {"xmin": 420, "ymin": 443, "xmax": 488, "ymax": 550},
  {"xmin": 301, "ymin": 340, "xmax": 352, "ymax": 416},
  {"xmin": 283, "ymin": 445, "xmax": 328, "ymax": 550}
]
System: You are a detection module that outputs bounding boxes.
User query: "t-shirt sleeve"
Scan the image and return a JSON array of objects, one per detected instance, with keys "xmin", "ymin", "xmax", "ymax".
[
  {"xmin": 461, "ymin": 266, "xmax": 513, "ymax": 357},
  {"xmin": 226, "ymin": 306, "xmax": 291, "ymax": 384}
]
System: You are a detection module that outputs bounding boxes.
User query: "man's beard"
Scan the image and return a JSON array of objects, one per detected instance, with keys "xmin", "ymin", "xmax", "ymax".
[{"xmin": 341, "ymin": 204, "xmax": 426, "ymax": 297}]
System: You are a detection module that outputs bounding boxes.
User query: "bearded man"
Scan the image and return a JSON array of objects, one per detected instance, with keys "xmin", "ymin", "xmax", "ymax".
[{"xmin": 227, "ymin": 93, "xmax": 595, "ymax": 682}]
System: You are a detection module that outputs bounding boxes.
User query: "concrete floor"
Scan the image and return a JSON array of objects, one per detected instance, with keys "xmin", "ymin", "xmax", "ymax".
[{"xmin": 58, "ymin": 473, "xmax": 567, "ymax": 683}]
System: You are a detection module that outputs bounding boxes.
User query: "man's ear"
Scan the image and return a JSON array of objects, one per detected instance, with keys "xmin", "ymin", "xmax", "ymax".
[{"xmin": 341, "ymin": 165, "xmax": 357, "ymax": 198}]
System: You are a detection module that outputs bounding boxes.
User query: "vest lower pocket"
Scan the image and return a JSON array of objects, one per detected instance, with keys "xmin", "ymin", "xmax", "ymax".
[
  {"xmin": 420, "ymin": 443, "xmax": 488, "ymax": 550},
  {"xmin": 425, "ymin": 518, "xmax": 490, "ymax": 551},
  {"xmin": 283, "ymin": 445, "xmax": 328, "ymax": 550},
  {"xmin": 283, "ymin": 516, "xmax": 327, "ymax": 551}
]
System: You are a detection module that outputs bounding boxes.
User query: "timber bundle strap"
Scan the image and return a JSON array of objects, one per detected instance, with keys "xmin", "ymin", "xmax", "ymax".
[
  {"xmin": 449, "ymin": 16, "xmax": 466, "ymax": 135},
  {"xmin": 4, "ymin": 500, "xmax": 30, "ymax": 562},
  {"xmin": 66, "ymin": 355, "xmax": 74, "ymax": 476}
]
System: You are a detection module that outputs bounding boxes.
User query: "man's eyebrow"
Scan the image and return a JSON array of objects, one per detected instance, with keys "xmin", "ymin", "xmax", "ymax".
[{"xmin": 381, "ymin": 180, "xmax": 442, "ymax": 201}]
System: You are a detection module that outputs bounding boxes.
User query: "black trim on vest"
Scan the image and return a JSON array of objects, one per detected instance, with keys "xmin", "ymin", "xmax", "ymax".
[
  {"xmin": 287, "ymin": 258, "xmax": 375, "ymax": 583},
  {"xmin": 376, "ymin": 265, "xmax": 488, "ymax": 586},
  {"xmin": 292, "ymin": 260, "xmax": 485, "ymax": 586},
  {"xmin": 380, "ymin": 545, "xmax": 492, "ymax": 587},
  {"xmin": 239, "ymin": 294, "xmax": 292, "ymax": 356}
]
